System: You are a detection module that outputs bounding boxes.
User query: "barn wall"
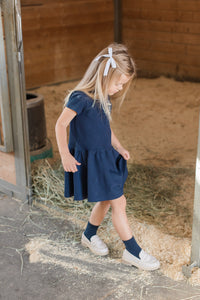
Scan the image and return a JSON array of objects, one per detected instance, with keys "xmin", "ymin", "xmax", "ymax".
[
  {"xmin": 122, "ymin": 0, "xmax": 200, "ymax": 81},
  {"xmin": 21, "ymin": 0, "xmax": 114, "ymax": 88}
]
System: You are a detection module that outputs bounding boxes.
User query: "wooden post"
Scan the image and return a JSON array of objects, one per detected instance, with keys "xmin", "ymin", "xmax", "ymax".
[
  {"xmin": 0, "ymin": 3, "xmax": 14, "ymax": 152},
  {"xmin": 114, "ymin": 0, "xmax": 121, "ymax": 43},
  {"xmin": 0, "ymin": 0, "xmax": 31, "ymax": 201},
  {"xmin": 191, "ymin": 113, "xmax": 200, "ymax": 266}
]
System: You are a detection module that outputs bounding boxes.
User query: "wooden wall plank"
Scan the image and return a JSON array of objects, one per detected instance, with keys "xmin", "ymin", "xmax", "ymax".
[
  {"xmin": 123, "ymin": 19, "xmax": 200, "ymax": 35},
  {"xmin": 123, "ymin": 0, "xmax": 200, "ymax": 12},
  {"xmin": 123, "ymin": 0, "xmax": 200, "ymax": 81},
  {"xmin": 136, "ymin": 59, "xmax": 200, "ymax": 81},
  {"xmin": 124, "ymin": 28, "xmax": 200, "ymax": 46},
  {"xmin": 127, "ymin": 38, "xmax": 186, "ymax": 55},
  {"xmin": 21, "ymin": 0, "xmax": 114, "ymax": 88},
  {"xmin": 123, "ymin": 9, "xmax": 200, "ymax": 23},
  {"xmin": 127, "ymin": 38, "xmax": 200, "ymax": 61},
  {"xmin": 132, "ymin": 48, "xmax": 200, "ymax": 68},
  {"xmin": 21, "ymin": 0, "xmax": 109, "ymax": 6},
  {"xmin": 22, "ymin": 13, "xmax": 113, "ymax": 31}
]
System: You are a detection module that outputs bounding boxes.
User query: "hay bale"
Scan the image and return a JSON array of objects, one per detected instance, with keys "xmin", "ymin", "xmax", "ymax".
[
  {"xmin": 125, "ymin": 164, "xmax": 193, "ymax": 238},
  {"xmin": 31, "ymin": 159, "xmax": 94, "ymax": 222}
]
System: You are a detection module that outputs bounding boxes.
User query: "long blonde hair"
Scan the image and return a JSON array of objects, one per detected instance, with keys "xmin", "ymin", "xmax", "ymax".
[{"xmin": 64, "ymin": 43, "xmax": 136, "ymax": 119}]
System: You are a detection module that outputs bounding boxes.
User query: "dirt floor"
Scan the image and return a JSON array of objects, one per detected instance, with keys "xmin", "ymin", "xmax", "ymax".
[
  {"xmin": 29, "ymin": 76, "xmax": 200, "ymax": 284},
  {"xmin": 2, "ymin": 193, "xmax": 200, "ymax": 300}
]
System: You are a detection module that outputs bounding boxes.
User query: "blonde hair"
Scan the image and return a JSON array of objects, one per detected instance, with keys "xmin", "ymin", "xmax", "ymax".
[{"xmin": 64, "ymin": 43, "xmax": 136, "ymax": 119}]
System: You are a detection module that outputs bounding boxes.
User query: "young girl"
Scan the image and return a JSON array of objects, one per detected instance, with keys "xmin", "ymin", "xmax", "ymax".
[{"xmin": 55, "ymin": 44, "xmax": 160, "ymax": 271}]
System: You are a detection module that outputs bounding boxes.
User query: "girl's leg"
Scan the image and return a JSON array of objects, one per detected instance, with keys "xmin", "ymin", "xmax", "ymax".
[
  {"xmin": 89, "ymin": 201, "xmax": 111, "ymax": 226},
  {"xmin": 109, "ymin": 195, "xmax": 160, "ymax": 270},
  {"xmin": 109, "ymin": 195, "xmax": 132, "ymax": 240},
  {"xmin": 109, "ymin": 195, "xmax": 141, "ymax": 258},
  {"xmin": 83, "ymin": 201, "xmax": 110, "ymax": 240},
  {"xmin": 82, "ymin": 201, "xmax": 110, "ymax": 256}
]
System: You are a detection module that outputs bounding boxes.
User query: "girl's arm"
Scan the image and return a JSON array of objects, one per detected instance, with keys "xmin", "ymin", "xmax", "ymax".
[
  {"xmin": 55, "ymin": 107, "xmax": 81, "ymax": 172},
  {"xmin": 111, "ymin": 129, "xmax": 130, "ymax": 160}
]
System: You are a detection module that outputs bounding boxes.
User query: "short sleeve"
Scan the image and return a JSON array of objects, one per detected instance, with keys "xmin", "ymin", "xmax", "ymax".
[{"xmin": 66, "ymin": 91, "xmax": 87, "ymax": 115}]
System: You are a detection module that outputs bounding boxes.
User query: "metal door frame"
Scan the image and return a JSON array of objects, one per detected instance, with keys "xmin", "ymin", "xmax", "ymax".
[{"xmin": 0, "ymin": 0, "xmax": 31, "ymax": 202}]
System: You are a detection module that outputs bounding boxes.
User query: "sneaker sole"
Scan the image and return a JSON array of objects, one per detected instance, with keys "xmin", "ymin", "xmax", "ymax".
[
  {"xmin": 122, "ymin": 258, "xmax": 160, "ymax": 271},
  {"xmin": 81, "ymin": 239, "xmax": 109, "ymax": 256}
]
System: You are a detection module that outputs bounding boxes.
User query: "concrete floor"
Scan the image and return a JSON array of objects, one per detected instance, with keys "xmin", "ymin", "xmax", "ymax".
[{"xmin": 0, "ymin": 193, "xmax": 200, "ymax": 300}]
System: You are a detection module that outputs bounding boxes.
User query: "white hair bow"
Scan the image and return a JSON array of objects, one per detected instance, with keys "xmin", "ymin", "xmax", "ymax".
[{"xmin": 95, "ymin": 47, "xmax": 117, "ymax": 76}]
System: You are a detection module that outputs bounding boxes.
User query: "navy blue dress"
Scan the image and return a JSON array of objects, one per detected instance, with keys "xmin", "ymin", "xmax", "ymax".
[{"xmin": 64, "ymin": 91, "xmax": 128, "ymax": 202}]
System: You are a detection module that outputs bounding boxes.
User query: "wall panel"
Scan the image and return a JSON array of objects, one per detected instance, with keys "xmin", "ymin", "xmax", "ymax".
[
  {"xmin": 123, "ymin": 0, "xmax": 200, "ymax": 80},
  {"xmin": 21, "ymin": 0, "xmax": 114, "ymax": 88}
]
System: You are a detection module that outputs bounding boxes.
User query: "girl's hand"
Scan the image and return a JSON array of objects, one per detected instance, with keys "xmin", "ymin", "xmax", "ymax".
[
  {"xmin": 119, "ymin": 148, "xmax": 130, "ymax": 160},
  {"xmin": 61, "ymin": 152, "xmax": 81, "ymax": 173},
  {"xmin": 111, "ymin": 129, "xmax": 130, "ymax": 161}
]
